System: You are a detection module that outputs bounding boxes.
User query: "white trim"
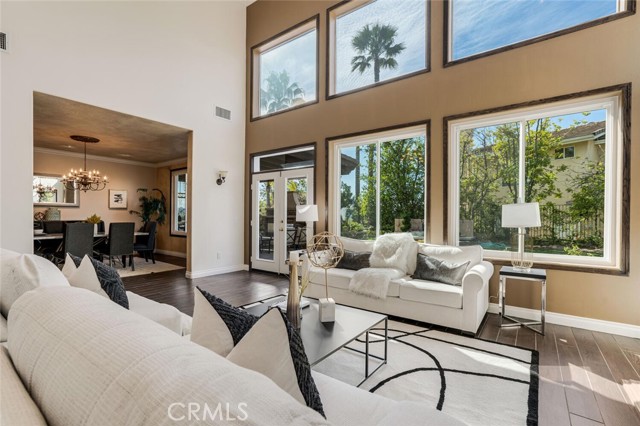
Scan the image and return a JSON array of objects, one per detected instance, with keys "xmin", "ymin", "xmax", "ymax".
[
  {"xmin": 488, "ymin": 303, "xmax": 640, "ymax": 339},
  {"xmin": 154, "ymin": 249, "xmax": 186, "ymax": 258},
  {"xmin": 34, "ymin": 147, "xmax": 185, "ymax": 168},
  {"xmin": 186, "ymin": 264, "xmax": 249, "ymax": 279}
]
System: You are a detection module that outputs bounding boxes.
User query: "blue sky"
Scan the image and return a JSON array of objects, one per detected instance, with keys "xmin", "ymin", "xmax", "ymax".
[{"xmin": 452, "ymin": 0, "xmax": 618, "ymax": 59}]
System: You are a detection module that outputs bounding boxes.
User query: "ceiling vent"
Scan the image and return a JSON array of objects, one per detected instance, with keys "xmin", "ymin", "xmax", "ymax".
[
  {"xmin": 215, "ymin": 106, "xmax": 231, "ymax": 121},
  {"xmin": 0, "ymin": 33, "xmax": 7, "ymax": 52}
]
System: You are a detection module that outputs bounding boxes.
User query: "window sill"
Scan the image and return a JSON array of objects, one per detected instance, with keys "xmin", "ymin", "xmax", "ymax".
[{"xmin": 485, "ymin": 257, "xmax": 628, "ymax": 276}]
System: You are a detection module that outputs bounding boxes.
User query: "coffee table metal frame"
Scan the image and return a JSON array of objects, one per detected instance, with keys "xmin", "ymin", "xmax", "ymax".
[{"xmin": 243, "ymin": 295, "xmax": 388, "ymax": 387}]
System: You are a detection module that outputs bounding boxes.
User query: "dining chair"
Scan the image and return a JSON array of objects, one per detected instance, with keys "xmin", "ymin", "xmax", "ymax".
[
  {"xmin": 42, "ymin": 220, "xmax": 64, "ymax": 234},
  {"xmin": 52, "ymin": 222, "xmax": 94, "ymax": 264},
  {"xmin": 98, "ymin": 222, "xmax": 135, "ymax": 271},
  {"xmin": 134, "ymin": 221, "xmax": 157, "ymax": 264}
]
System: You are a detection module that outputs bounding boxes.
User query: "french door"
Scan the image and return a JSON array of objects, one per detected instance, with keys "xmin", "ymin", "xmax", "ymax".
[{"xmin": 251, "ymin": 168, "xmax": 314, "ymax": 273}]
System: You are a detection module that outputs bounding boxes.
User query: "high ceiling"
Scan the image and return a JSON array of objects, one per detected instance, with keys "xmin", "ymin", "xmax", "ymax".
[{"xmin": 33, "ymin": 92, "xmax": 190, "ymax": 164}]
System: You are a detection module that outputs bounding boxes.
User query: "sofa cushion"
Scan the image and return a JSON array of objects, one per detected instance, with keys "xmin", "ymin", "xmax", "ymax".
[
  {"xmin": 412, "ymin": 253, "xmax": 469, "ymax": 286},
  {"xmin": 370, "ymin": 233, "xmax": 416, "ymax": 273},
  {"xmin": 309, "ymin": 266, "xmax": 401, "ymax": 297},
  {"xmin": 336, "ymin": 250, "xmax": 371, "ymax": 271},
  {"xmin": 339, "ymin": 237, "xmax": 375, "ymax": 253},
  {"xmin": 415, "ymin": 244, "xmax": 482, "ymax": 274},
  {"xmin": 68, "ymin": 254, "xmax": 129, "ymax": 309},
  {"xmin": 0, "ymin": 345, "xmax": 48, "ymax": 426},
  {"xmin": 398, "ymin": 279, "xmax": 464, "ymax": 309},
  {"xmin": 192, "ymin": 288, "xmax": 325, "ymax": 417},
  {"xmin": 126, "ymin": 291, "xmax": 191, "ymax": 336},
  {"xmin": 0, "ymin": 248, "xmax": 69, "ymax": 318},
  {"xmin": 8, "ymin": 287, "xmax": 330, "ymax": 425}
]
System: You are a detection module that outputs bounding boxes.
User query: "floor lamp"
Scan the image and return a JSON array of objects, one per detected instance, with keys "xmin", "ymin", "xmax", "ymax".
[{"xmin": 501, "ymin": 202, "xmax": 541, "ymax": 271}]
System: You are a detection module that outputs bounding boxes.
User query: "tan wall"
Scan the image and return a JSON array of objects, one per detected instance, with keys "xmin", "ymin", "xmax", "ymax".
[
  {"xmin": 34, "ymin": 151, "xmax": 156, "ymax": 229},
  {"xmin": 245, "ymin": 1, "xmax": 640, "ymax": 326},
  {"xmin": 155, "ymin": 162, "xmax": 188, "ymax": 256}
]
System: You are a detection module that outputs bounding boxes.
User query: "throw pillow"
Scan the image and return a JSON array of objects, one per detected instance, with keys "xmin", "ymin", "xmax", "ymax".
[
  {"xmin": 369, "ymin": 233, "xmax": 416, "ymax": 272},
  {"xmin": 412, "ymin": 253, "xmax": 469, "ymax": 286},
  {"xmin": 68, "ymin": 254, "xmax": 129, "ymax": 309},
  {"xmin": 192, "ymin": 288, "xmax": 325, "ymax": 417},
  {"xmin": 336, "ymin": 250, "xmax": 371, "ymax": 271},
  {"xmin": 66, "ymin": 255, "xmax": 110, "ymax": 299}
]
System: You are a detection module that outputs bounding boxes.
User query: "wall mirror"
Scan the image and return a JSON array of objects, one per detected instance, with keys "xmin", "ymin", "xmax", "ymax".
[
  {"xmin": 33, "ymin": 174, "xmax": 79, "ymax": 207},
  {"xmin": 171, "ymin": 168, "xmax": 187, "ymax": 236}
]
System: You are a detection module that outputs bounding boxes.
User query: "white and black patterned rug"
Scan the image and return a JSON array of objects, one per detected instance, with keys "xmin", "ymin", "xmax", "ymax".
[{"xmin": 313, "ymin": 320, "xmax": 538, "ymax": 426}]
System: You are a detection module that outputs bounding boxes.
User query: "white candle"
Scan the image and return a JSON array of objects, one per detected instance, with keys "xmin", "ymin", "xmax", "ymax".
[{"xmin": 289, "ymin": 251, "xmax": 299, "ymax": 262}]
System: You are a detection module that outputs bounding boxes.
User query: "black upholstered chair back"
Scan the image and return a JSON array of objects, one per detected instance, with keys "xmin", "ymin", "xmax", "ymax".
[
  {"xmin": 97, "ymin": 220, "xmax": 105, "ymax": 233},
  {"xmin": 144, "ymin": 221, "xmax": 157, "ymax": 250},
  {"xmin": 107, "ymin": 222, "xmax": 135, "ymax": 256},
  {"xmin": 63, "ymin": 222, "xmax": 94, "ymax": 258},
  {"xmin": 43, "ymin": 220, "xmax": 64, "ymax": 234}
]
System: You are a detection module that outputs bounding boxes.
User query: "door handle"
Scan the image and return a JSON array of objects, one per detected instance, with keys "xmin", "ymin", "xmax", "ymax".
[{"xmin": 279, "ymin": 228, "xmax": 284, "ymax": 232}]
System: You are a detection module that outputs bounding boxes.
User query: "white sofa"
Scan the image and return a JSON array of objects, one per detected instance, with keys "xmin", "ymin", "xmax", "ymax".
[
  {"xmin": 304, "ymin": 237, "xmax": 494, "ymax": 334},
  {"xmin": 1, "ymin": 250, "xmax": 464, "ymax": 425}
]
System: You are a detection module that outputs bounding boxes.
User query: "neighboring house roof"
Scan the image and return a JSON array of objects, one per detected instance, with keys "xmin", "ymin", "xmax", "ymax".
[{"xmin": 553, "ymin": 121, "xmax": 606, "ymax": 143}]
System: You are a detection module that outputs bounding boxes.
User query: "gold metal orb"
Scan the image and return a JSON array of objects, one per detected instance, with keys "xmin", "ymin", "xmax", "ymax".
[{"xmin": 306, "ymin": 232, "xmax": 344, "ymax": 270}]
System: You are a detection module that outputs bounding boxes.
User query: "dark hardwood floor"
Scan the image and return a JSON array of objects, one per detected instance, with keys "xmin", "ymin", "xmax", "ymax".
[{"xmin": 123, "ymin": 265, "xmax": 640, "ymax": 426}]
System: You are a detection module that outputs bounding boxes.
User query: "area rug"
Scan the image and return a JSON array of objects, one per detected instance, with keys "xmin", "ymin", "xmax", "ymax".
[
  {"xmin": 313, "ymin": 320, "xmax": 538, "ymax": 426},
  {"xmin": 115, "ymin": 258, "xmax": 184, "ymax": 278}
]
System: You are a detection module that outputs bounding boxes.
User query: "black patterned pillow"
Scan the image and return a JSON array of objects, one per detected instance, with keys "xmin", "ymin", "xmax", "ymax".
[
  {"xmin": 193, "ymin": 288, "xmax": 324, "ymax": 417},
  {"xmin": 412, "ymin": 253, "xmax": 469, "ymax": 286},
  {"xmin": 69, "ymin": 254, "xmax": 129, "ymax": 309},
  {"xmin": 336, "ymin": 250, "xmax": 371, "ymax": 271}
]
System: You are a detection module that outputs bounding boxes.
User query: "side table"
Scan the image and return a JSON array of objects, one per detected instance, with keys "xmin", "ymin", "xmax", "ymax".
[{"xmin": 499, "ymin": 266, "xmax": 546, "ymax": 335}]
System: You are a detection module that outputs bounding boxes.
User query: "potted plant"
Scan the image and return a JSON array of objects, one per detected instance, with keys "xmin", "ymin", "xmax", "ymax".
[
  {"xmin": 129, "ymin": 188, "xmax": 167, "ymax": 226},
  {"xmin": 86, "ymin": 214, "xmax": 101, "ymax": 234}
]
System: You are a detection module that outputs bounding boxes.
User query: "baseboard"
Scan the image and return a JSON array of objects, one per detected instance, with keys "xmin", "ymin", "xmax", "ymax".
[
  {"xmin": 186, "ymin": 264, "xmax": 249, "ymax": 279},
  {"xmin": 154, "ymin": 249, "xmax": 187, "ymax": 258},
  {"xmin": 488, "ymin": 303, "xmax": 640, "ymax": 338}
]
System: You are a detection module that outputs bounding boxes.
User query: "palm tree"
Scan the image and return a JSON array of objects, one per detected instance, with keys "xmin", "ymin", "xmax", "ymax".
[
  {"xmin": 351, "ymin": 23, "xmax": 406, "ymax": 83},
  {"xmin": 260, "ymin": 70, "xmax": 305, "ymax": 114}
]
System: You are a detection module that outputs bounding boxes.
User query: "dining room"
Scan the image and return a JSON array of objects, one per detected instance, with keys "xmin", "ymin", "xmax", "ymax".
[{"xmin": 32, "ymin": 92, "xmax": 192, "ymax": 277}]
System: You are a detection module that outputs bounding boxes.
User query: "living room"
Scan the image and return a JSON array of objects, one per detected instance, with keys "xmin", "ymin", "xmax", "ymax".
[{"xmin": 1, "ymin": 1, "xmax": 639, "ymax": 425}]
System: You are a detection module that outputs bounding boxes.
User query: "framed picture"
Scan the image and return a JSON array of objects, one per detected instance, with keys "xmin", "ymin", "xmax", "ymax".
[{"xmin": 109, "ymin": 190, "xmax": 127, "ymax": 209}]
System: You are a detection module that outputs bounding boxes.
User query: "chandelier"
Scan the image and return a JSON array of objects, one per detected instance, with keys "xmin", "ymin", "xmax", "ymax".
[{"xmin": 61, "ymin": 135, "xmax": 108, "ymax": 192}]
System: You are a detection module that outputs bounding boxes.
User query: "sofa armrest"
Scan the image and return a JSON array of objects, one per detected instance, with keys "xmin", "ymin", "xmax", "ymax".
[
  {"xmin": 462, "ymin": 261, "xmax": 493, "ymax": 293},
  {"xmin": 461, "ymin": 261, "xmax": 494, "ymax": 333}
]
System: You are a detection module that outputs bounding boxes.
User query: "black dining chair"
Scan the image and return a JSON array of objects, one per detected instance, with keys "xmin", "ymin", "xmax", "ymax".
[
  {"xmin": 134, "ymin": 221, "xmax": 157, "ymax": 264},
  {"xmin": 42, "ymin": 220, "xmax": 64, "ymax": 234},
  {"xmin": 98, "ymin": 222, "xmax": 135, "ymax": 271},
  {"xmin": 52, "ymin": 222, "xmax": 94, "ymax": 264}
]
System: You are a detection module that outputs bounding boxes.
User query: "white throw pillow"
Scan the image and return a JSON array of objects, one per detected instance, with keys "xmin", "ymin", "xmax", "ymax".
[
  {"xmin": 227, "ymin": 309, "xmax": 306, "ymax": 405},
  {"xmin": 191, "ymin": 289, "xmax": 234, "ymax": 355},
  {"xmin": 61, "ymin": 253, "xmax": 77, "ymax": 278},
  {"xmin": 369, "ymin": 233, "xmax": 416, "ymax": 273},
  {"xmin": 0, "ymin": 248, "xmax": 69, "ymax": 317},
  {"xmin": 418, "ymin": 244, "xmax": 483, "ymax": 273},
  {"xmin": 66, "ymin": 256, "xmax": 109, "ymax": 299}
]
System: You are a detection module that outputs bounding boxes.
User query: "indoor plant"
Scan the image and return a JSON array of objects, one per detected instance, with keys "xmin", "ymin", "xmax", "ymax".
[{"xmin": 129, "ymin": 188, "xmax": 167, "ymax": 225}]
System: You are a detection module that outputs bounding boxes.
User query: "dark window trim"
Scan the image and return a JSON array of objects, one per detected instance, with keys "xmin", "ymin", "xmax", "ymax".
[
  {"xmin": 250, "ymin": 14, "xmax": 320, "ymax": 122},
  {"xmin": 170, "ymin": 167, "xmax": 188, "ymax": 238},
  {"xmin": 249, "ymin": 142, "xmax": 317, "ymax": 174},
  {"xmin": 325, "ymin": 119, "xmax": 431, "ymax": 241},
  {"xmin": 443, "ymin": 0, "xmax": 636, "ymax": 68},
  {"xmin": 442, "ymin": 83, "xmax": 631, "ymax": 275},
  {"xmin": 325, "ymin": 0, "xmax": 431, "ymax": 101}
]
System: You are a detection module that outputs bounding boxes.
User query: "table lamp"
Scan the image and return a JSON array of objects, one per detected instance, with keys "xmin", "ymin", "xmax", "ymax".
[{"xmin": 501, "ymin": 202, "xmax": 541, "ymax": 270}]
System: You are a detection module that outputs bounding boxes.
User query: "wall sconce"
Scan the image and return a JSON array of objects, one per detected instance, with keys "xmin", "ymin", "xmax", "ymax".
[{"xmin": 216, "ymin": 170, "xmax": 228, "ymax": 185}]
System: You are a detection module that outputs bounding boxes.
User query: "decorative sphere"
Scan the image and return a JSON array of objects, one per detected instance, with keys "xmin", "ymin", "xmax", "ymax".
[{"xmin": 306, "ymin": 232, "xmax": 344, "ymax": 269}]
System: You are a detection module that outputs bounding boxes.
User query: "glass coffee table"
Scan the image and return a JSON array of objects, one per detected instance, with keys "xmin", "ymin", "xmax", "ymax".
[{"xmin": 243, "ymin": 296, "xmax": 388, "ymax": 386}]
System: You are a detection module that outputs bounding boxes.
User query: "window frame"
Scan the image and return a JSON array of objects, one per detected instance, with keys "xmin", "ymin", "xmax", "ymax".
[
  {"xmin": 444, "ymin": 84, "xmax": 631, "ymax": 274},
  {"xmin": 326, "ymin": 0, "xmax": 431, "ymax": 100},
  {"xmin": 326, "ymin": 121, "xmax": 431, "ymax": 240},
  {"xmin": 250, "ymin": 15, "xmax": 320, "ymax": 122},
  {"xmin": 443, "ymin": 0, "xmax": 636, "ymax": 68},
  {"xmin": 170, "ymin": 168, "xmax": 188, "ymax": 237}
]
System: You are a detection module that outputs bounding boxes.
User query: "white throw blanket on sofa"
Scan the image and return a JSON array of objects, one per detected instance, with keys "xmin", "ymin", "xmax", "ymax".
[
  {"xmin": 349, "ymin": 268, "xmax": 404, "ymax": 299},
  {"xmin": 369, "ymin": 232, "xmax": 416, "ymax": 272}
]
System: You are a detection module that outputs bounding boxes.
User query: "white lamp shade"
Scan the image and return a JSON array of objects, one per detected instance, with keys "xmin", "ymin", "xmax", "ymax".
[
  {"xmin": 501, "ymin": 202, "xmax": 541, "ymax": 228},
  {"xmin": 296, "ymin": 204, "xmax": 318, "ymax": 222}
]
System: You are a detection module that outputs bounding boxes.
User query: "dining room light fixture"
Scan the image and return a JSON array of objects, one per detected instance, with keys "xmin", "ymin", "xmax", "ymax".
[
  {"xmin": 216, "ymin": 170, "xmax": 228, "ymax": 185},
  {"xmin": 61, "ymin": 135, "xmax": 108, "ymax": 192}
]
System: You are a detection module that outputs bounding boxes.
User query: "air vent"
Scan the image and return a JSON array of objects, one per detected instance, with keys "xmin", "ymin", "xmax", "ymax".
[
  {"xmin": 215, "ymin": 106, "xmax": 231, "ymax": 121},
  {"xmin": 0, "ymin": 33, "xmax": 6, "ymax": 52}
]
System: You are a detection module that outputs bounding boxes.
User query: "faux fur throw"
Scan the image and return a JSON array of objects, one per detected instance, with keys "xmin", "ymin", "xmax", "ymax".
[
  {"xmin": 369, "ymin": 233, "xmax": 416, "ymax": 272},
  {"xmin": 349, "ymin": 268, "xmax": 395, "ymax": 299}
]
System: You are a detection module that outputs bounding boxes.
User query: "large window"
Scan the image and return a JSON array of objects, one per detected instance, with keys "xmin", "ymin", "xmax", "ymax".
[
  {"xmin": 251, "ymin": 16, "xmax": 318, "ymax": 120},
  {"xmin": 447, "ymin": 89, "xmax": 628, "ymax": 271},
  {"xmin": 328, "ymin": 0, "xmax": 428, "ymax": 97},
  {"xmin": 330, "ymin": 124, "xmax": 428, "ymax": 240},
  {"xmin": 448, "ymin": 0, "xmax": 631, "ymax": 63},
  {"xmin": 171, "ymin": 169, "xmax": 187, "ymax": 237}
]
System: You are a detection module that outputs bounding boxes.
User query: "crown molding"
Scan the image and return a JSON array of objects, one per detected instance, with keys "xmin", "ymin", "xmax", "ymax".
[{"xmin": 34, "ymin": 148, "xmax": 185, "ymax": 168}]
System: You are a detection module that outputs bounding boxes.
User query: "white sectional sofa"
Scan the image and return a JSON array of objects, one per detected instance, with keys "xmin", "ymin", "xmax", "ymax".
[
  {"xmin": 304, "ymin": 236, "xmax": 494, "ymax": 334},
  {"xmin": 1, "ymin": 249, "xmax": 465, "ymax": 425}
]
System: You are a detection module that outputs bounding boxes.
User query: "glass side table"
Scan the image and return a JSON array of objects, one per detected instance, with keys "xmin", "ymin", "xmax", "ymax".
[{"xmin": 499, "ymin": 266, "xmax": 546, "ymax": 335}]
